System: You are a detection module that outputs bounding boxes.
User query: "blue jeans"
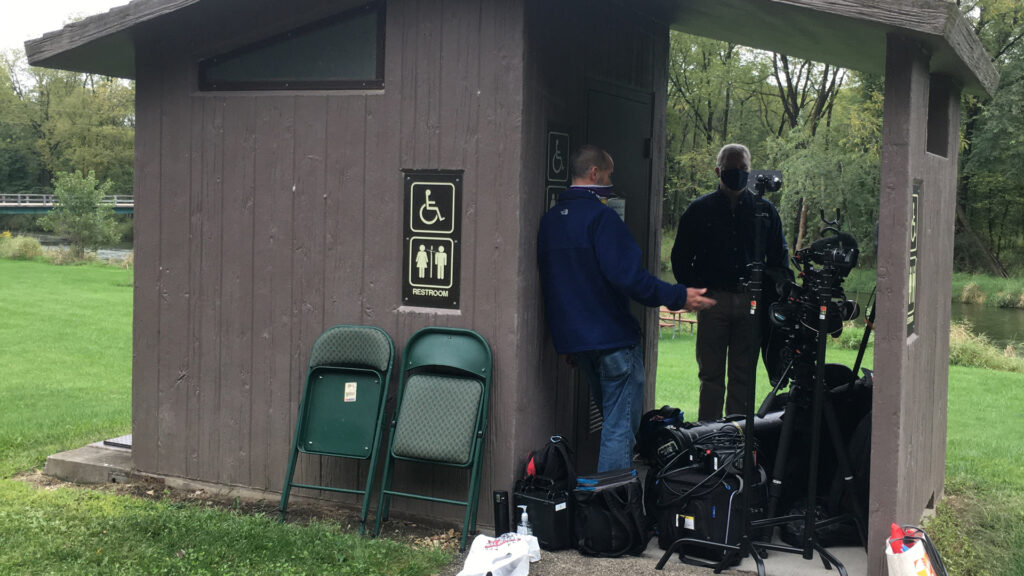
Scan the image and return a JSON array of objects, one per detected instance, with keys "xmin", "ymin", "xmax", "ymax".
[{"xmin": 574, "ymin": 344, "xmax": 645, "ymax": 472}]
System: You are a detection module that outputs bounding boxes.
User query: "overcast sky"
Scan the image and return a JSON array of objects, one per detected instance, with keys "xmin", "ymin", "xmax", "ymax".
[{"xmin": 1, "ymin": 0, "xmax": 129, "ymax": 52}]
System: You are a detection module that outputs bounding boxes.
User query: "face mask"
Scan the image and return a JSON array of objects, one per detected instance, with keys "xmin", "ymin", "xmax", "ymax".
[{"xmin": 720, "ymin": 169, "xmax": 749, "ymax": 192}]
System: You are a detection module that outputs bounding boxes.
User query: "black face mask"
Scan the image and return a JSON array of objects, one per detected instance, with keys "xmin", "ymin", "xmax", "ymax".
[{"xmin": 720, "ymin": 169, "xmax": 749, "ymax": 192}]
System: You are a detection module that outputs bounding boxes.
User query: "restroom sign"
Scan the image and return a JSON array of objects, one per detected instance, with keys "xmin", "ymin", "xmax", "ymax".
[
  {"xmin": 402, "ymin": 170, "xmax": 462, "ymax": 309},
  {"xmin": 907, "ymin": 180, "xmax": 920, "ymax": 336}
]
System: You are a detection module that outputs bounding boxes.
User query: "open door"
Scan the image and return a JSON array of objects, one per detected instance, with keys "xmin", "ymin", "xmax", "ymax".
[{"xmin": 573, "ymin": 80, "xmax": 654, "ymax": 473}]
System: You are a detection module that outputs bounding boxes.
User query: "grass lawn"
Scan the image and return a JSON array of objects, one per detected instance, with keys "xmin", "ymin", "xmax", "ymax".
[
  {"xmin": 655, "ymin": 330, "xmax": 1024, "ymax": 576},
  {"xmin": 0, "ymin": 259, "xmax": 449, "ymax": 575}
]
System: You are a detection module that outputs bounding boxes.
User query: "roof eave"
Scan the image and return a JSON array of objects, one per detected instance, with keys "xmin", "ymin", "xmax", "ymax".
[
  {"xmin": 24, "ymin": 0, "xmax": 202, "ymax": 80},
  {"xmin": 641, "ymin": 0, "xmax": 998, "ymax": 97}
]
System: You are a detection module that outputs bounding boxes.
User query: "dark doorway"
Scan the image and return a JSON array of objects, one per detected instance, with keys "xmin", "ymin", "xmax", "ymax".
[{"xmin": 572, "ymin": 81, "xmax": 655, "ymax": 473}]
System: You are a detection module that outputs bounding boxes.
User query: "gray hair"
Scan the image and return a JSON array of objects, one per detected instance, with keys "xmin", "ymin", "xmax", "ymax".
[{"xmin": 716, "ymin": 143, "xmax": 751, "ymax": 170}]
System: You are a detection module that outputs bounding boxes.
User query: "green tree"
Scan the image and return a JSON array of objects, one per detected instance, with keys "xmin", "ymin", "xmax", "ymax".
[
  {"xmin": 39, "ymin": 170, "xmax": 121, "ymax": 258},
  {"xmin": 954, "ymin": 0, "xmax": 1024, "ymax": 275},
  {"xmin": 664, "ymin": 33, "xmax": 779, "ymax": 228},
  {"xmin": 0, "ymin": 50, "xmax": 44, "ymax": 194},
  {"xmin": 0, "ymin": 50, "xmax": 135, "ymax": 199},
  {"xmin": 29, "ymin": 66, "xmax": 135, "ymax": 196}
]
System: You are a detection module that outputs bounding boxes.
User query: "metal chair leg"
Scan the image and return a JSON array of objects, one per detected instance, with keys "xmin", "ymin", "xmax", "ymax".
[{"xmin": 279, "ymin": 396, "xmax": 307, "ymax": 522}]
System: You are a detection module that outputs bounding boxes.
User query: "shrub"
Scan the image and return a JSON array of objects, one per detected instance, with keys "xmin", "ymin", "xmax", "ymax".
[
  {"xmin": 833, "ymin": 321, "xmax": 872, "ymax": 350},
  {"xmin": 46, "ymin": 247, "xmax": 97, "ymax": 266},
  {"xmin": 993, "ymin": 291, "xmax": 1019, "ymax": 308},
  {"xmin": 0, "ymin": 235, "xmax": 45, "ymax": 260},
  {"xmin": 949, "ymin": 321, "xmax": 1024, "ymax": 373},
  {"xmin": 960, "ymin": 282, "xmax": 985, "ymax": 305},
  {"xmin": 38, "ymin": 170, "xmax": 122, "ymax": 259}
]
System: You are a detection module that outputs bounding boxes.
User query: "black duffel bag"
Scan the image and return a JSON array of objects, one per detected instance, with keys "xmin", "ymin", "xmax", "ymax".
[{"xmin": 572, "ymin": 469, "xmax": 648, "ymax": 557}]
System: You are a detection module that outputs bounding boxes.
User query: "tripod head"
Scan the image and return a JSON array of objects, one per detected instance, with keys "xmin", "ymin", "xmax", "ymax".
[{"xmin": 762, "ymin": 211, "xmax": 861, "ymax": 401}]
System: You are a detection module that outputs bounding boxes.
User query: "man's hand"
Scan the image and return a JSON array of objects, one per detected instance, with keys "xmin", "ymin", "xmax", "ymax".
[{"xmin": 683, "ymin": 287, "xmax": 716, "ymax": 312}]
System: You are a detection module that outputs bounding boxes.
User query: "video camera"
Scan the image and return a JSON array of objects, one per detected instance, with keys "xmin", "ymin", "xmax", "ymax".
[
  {"xmin": 754, "ymin": 172, "xmax": 782, "ymax": 195},
  {"xmin": 763, "ymin": 212, "xmax": 861, "ymax": 383}
]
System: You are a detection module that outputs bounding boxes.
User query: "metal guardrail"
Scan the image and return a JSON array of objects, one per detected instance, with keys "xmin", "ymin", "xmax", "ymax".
[{"xmin": 0, "ymin": 194, "xmax": 134, "ymax": 207}]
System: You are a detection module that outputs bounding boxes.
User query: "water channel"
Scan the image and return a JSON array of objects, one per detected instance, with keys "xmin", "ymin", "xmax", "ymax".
[{"xmin": 847, "ymin": 290, "xmax": 1024, "ymax": 349}]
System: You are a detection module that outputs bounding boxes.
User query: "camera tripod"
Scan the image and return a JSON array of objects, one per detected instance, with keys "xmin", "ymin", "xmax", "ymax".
[{"xmin": 656, "ymin": 181, "xmax": 854, "ymax": 576}]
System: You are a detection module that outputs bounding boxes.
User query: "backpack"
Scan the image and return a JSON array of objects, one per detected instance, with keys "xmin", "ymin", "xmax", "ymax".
[{"xmin": 518, "ymin": 435, "xmax": 576, "ymax": 492}]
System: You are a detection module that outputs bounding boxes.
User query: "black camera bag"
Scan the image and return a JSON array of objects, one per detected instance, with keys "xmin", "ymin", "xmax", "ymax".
[
  {"xmin": 515, "ymin": 435, "xmax": 576, "ymax": 550},
  {"xmin": 572, "ymin": 469, "xmax": 648, "ymax": 557},
  {"xmin": 653, "ymin": 463, "xmax": 767, "ymax": 566}
]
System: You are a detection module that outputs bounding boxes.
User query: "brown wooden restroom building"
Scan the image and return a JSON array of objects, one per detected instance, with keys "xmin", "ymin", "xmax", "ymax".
[{"xmin": 27, "ymin": 0, "xmax": 995, "ymax": 573}]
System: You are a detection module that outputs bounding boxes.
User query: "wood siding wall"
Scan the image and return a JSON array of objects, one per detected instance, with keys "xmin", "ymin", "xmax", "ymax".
[
  {"xmin": 518, "ymin": 0, "xmax": 669, "ymax": 466},
  {"xmin": 131, "ymin": 0, "xmax": 526, "ymax": 525},
  {"xmin": 870, "ymin": 35, "xmax": 959, "ymax": 576}
]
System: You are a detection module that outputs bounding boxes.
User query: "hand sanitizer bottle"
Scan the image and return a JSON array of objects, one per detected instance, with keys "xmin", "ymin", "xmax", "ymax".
[{"xmin": 516, "ymin": 505, "xmax": 532, "ymax": 536}]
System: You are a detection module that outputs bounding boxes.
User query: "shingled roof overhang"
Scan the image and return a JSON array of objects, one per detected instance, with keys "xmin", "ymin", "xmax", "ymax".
[{"xmin": 26, "ymin": 0, "xmax": 997, "ymax": 96}]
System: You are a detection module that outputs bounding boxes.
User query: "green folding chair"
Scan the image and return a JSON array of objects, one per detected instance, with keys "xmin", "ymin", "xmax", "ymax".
[
  {"xmin": 373, "ymin": 327, "xmax": 492, "ymax": 551},
  {"xmin": 280, "ymin": 324, "xmax": 394, "ymax": 534}
]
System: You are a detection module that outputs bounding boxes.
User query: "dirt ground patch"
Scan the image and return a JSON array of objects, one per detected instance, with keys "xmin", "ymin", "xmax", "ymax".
[{"xmin": 12, "ymin": 469, "xmax": 464, "ymax": 557}]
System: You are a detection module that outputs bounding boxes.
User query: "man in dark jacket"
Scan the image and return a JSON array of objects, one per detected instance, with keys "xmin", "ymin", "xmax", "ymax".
[
  {"xmin": 538, "ymin": 145, "xmax": 715, "ymax": 472},
  {"xmin": 671, "ymin": 144, "xmax": 788, "ymax": 421}
]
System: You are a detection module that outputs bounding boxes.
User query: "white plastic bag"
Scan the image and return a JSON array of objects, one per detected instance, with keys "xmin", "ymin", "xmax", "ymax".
[
  {"xmin": 456, "ymin": 533, "xmax": 541, "ymax": 576},
  {"xmin": 885, "ymin": 534, "xmax": 939, "ymax": 576}
]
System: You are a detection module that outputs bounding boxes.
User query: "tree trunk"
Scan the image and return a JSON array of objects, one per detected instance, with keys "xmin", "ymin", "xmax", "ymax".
[
  {"xmin": 795, "ymin": 199, "xmax": 808, "ymax": 251},
  {"xmin": 790, "ymin": 198, "xmax": 806, "ymax": 250},
  {"xmin": 956, "ymin": 204, "xmax": 1009, "ymax": 278}
]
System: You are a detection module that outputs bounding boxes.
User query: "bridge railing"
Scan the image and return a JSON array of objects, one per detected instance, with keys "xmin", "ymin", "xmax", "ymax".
[{"xmin": 0, "ymin": 194, "xmax": 134, "ymax": 207}]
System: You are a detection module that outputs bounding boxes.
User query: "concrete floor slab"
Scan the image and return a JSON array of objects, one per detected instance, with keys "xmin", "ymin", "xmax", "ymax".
[
  {"xmin": 44, "ymin": 442, "xmax": 133, "ymax": 484},
  {"xmin": 440, "ymin": 535, "xmax": 866, "ymax": 576},
  {"xmin": 41, "ymin": 444, "xmax": 867, "ymax": 575}
]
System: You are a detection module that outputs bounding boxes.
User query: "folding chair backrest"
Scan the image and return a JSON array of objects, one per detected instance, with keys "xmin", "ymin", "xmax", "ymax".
[
  {"xmin": 309, "ymin": 325, "xmax": 393, "ymax": 372},
  {"xmin": 401, "ymin": 330, "xmax": 491, "ymax": 376},
  {"xmin": 298, "ymin": 325, "xmax": 394, "ymax": 459},
  {"xmin": 391, "ymin": 328, "xmax": 492, "ymax": 467}
]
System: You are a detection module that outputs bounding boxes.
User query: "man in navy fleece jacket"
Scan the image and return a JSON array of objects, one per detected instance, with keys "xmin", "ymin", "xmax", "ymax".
[{"xmin": 537, "ymin": 145, "xmax": 715, "ymax": 472}]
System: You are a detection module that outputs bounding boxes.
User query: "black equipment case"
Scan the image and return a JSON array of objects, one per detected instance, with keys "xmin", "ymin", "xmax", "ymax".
[
  {"xmin": 513, "ymin": 488, "xmax": 573, "ymax": 550},
  {"xmin": 653, "ymin": 463, "xmax": 768, "ymax": 565}
]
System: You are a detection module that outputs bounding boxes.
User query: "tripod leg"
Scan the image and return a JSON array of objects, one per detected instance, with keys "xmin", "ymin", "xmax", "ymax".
[
  {"xmin": 815, "ymin": 543, "xmax": 848, "ymax": 576},
  {"xmin": 822, "ymin": 396, "xmax": 868, "ymax": 546},
  {"xmin": 766, "ymin": 399, "xmax": 799, "ymax": 520},
  {"xmin": 751, "ymin": 547, "xmax": 767, "ymax": 576}
]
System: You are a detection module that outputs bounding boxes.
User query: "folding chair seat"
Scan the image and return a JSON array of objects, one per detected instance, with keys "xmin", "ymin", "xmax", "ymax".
[
  {"xmin": 280, "ymin": 324, "xmax": 394, "ymax": 534},
  {"xmin": 374, "ymin": 327, "xmax": 492, "ymax": 551}
]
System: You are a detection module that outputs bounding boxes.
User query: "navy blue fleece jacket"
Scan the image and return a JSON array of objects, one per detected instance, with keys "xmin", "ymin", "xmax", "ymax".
[{"xmin": 538, "ymin": 187, "xmax": 688, "ymax": 354}]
